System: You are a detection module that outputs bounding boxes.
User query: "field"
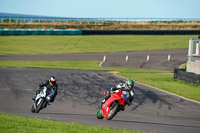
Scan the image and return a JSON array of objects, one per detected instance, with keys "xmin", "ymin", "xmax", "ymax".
[{"xmin": 0, "ymin": 35, "xmax": 196, "ymax": 54}]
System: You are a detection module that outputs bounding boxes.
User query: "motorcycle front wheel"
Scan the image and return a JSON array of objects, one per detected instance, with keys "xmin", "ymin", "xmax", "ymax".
[
  {"xmin": 35, "ymin": 99, "xmax": 44, "ymax": 113},
  {"xmin": 31, "ymin": 105, "xmax": 35, "ymax": 113},
  {"xmin": 107, "ymin": 103, "xmax": 120, "ymax": 120}
]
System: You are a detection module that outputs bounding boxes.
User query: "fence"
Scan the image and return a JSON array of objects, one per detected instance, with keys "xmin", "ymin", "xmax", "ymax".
[
  {"xmin": 1, "ymin": 16, "xmax": 200, "ymax": 25},
  {"xmin": 82, "ymin": 30, "xmax": 200, "ymax": 35},
  {"xmin": 0, "ymin": 29, "xmax": 82, "ymax": 35},
  {"xmin": 174, "ymin": 68, "xmax": 200, "ymax": 85},
  {"xmin": 1, "ymin": 29, "xmax": 200, "ymax": 35}
]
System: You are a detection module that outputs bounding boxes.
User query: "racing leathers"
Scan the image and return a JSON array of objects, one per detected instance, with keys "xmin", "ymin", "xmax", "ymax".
[
  {"xmin": 101, "ymin": 83, "xmax": 135, "ymax": 108},
  {"xmin": 34, "ymin": 80, "xmax": 58, "ymax": 102}
]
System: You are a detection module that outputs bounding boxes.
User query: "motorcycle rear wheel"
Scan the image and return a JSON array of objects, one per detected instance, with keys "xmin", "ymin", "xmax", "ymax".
[{"xmin": 107, "ymin": 103, "xmax": 120, "ymax": 120}]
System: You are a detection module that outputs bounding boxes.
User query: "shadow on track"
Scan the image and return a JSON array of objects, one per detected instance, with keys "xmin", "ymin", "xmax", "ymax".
[{"xmin": 131, "ymin": 86, "xmax": 174, "ymax": 111}]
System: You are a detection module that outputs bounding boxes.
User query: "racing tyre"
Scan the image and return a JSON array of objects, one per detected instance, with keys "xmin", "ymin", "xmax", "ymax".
[
  {"xmin": 31, "ymin": 105, "xmax": 35, "ymax": 113},
  {"xmin": 35, "ymin": 99, "xmax": 44, "ymax": 113},
  {"xmin": 107, "ymin": 103, "xmax": 120, "ymax": 120}
]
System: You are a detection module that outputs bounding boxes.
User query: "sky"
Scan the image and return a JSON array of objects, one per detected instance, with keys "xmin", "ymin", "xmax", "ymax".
[{"xmin": 0, "ymin": 0, "xmax": 199, "ymax": 18}]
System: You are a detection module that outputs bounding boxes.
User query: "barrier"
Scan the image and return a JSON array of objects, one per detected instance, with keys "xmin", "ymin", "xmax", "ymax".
[
  {"xmin": 1, "ymin": 29, "xmax": 200, "ymax": 35},
  {"xmin": 0, "ymin": 29, "xmax": 82, "ymax": 35},
  {"xmin": 174, "ymin": 68, "xmax": 200, "ymax": 85},
  {"xmin": 82, "ymin": 30, "xmax": 200, "ymax": 35}
]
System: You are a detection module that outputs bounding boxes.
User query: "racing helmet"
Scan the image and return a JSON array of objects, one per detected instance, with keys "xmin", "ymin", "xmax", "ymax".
[
  {"xmin": 125, "ymin": 79, "xmax": 134, "ymax": 90},
  {"xmin": 49, "ymin": 76, "xmax": 56, "ymax": 85}
]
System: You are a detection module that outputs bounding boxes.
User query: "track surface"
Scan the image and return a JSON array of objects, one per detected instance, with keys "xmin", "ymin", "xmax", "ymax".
[
  {"xmin": 0, "ymin": 68, "xmax": 200, "ymax": 133},
  {"xmin": 0, "ymin": 49, "xmax": 200, "ymax": 133}
]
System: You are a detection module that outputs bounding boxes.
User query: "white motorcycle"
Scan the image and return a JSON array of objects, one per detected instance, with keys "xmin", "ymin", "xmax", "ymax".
[{"xmin": 31, "ymin": 86, "xmax": 53, "ymax": 113}]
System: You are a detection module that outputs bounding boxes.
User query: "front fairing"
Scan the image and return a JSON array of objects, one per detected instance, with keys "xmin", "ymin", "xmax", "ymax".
[
  {"xmin": 101, "ymin": 90, "xmax": 123, "ymax": 118},
  {"xmin": 35, "ymin": 87, "xmax": 47, "ymax": 100}
]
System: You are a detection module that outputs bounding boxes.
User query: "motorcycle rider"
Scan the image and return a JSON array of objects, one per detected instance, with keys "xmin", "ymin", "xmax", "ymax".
[
  {"xmin": 32, "ymin": 76, "xmax": 58, "ymax": 103},
  {"xmin": 101, "ymin": 79, "xmax": 135, "ymax": 110}
]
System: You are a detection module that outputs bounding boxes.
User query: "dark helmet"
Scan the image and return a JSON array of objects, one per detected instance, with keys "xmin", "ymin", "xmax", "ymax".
[
  {"xmin": 125, "ymin": 79, "xmax": 134, "ymax": 90},
  {"xmin": 49, "ymin": 76, "xmax": 56, "ymax": 85}
]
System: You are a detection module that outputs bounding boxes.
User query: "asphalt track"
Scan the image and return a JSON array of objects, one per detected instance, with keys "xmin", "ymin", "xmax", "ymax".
[{"xmin": 0, "ymin": 49, "xmax": 200, "ymax": 133}]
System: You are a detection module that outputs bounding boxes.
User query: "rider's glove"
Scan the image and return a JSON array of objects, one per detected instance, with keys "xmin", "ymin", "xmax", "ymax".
[{"xmin": 105, "ymin": 91, "xmax": 110, "ymax": 98}]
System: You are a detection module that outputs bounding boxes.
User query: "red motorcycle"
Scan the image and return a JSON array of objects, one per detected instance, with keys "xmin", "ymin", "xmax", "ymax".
[{"xmin": 96, "ymin": 89, "xmax": 130, "ymax": 120}]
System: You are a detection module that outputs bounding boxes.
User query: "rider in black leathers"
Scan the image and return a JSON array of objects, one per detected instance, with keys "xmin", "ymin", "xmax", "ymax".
[{"xmin": 32, "ymin": 76, "xmax": 58, "ymax": 103}]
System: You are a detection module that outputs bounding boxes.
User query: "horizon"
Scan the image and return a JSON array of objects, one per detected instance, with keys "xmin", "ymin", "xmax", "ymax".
[
  {"xmin": 0, "ymin": 0, "xmax": 200, "ymax": 18},
  {"xmin": 0, "ymin": 12, "xmax": 200, "ymax": 19}
]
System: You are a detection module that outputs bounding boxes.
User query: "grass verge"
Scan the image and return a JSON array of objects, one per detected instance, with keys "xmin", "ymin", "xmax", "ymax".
[
  {"xmin": 0, "ymin": 35, "xmax": 196, "ymax": 54},
  {"xmin": 0, "ymin": 112, "xmax": 144, "ymax": 133},
  {"xmin": 0, "ymin": 60, "xmax": 199, "ymax": 102}
]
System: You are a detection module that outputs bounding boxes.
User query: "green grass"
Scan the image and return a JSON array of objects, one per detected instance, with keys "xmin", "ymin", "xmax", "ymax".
[
  {"xmin": 0, "ymin": 61, "xmax": 101, "ymax": 70},
  {"xmin": 0, "ymin": 113, "xmax": 144, "ymax": 133},
  {"xmin": 0, "ymin": 35, "xmax": 196, "ymax": 54},
  {"xmin": 0, "ymin": 60, "xmax": 199, "ymax": 102}
]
